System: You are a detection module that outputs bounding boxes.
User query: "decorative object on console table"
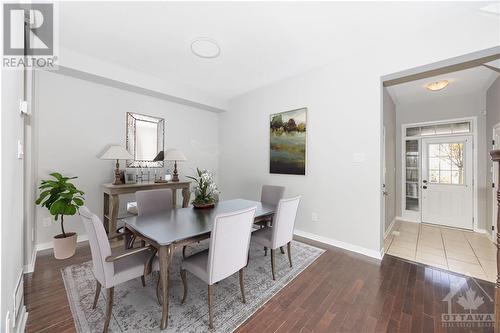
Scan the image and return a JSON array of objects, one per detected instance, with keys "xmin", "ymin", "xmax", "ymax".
[
  {"xmin": 187, "ymin": 168, "xmax": 219, "ymax": 209},
  {"xmin": 35, "ymin": 173, "xmax": 85, "ymax": 259},
  {"xmin": 165, "ymin": 148, "xmax": 187, "ymax": 182},
  {"xmin": 100, "ymin": 145, "xmax": 134, "ymax": 185},
  {"xmin": 490, "ymin": 149, "xmax": 500, "ymax": 331}
]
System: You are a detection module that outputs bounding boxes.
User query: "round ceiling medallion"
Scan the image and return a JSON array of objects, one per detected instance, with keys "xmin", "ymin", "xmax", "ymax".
[{"xmin": 190, "ymin": 38, "xmax": 220, "ymax": 59}]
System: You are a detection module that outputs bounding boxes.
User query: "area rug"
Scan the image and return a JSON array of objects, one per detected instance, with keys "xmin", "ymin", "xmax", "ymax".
[{"xmin": 62, "ymin": 240, "xmax": 324, "ymax": 332}]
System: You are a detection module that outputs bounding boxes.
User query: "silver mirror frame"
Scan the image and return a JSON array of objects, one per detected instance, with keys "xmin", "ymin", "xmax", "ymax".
[{"xmin": 126, "ymin": 112, "xmax": 165, "ymax": 168}]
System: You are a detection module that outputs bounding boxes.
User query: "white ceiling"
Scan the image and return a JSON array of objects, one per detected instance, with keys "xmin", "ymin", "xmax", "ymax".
[
  {"xmin": 59, "ymin": 1, "xmax": 500, "ymax": 101},
  {"xmin": 387, "ymin": 65, "xmax": 499, "ymax": 105}
]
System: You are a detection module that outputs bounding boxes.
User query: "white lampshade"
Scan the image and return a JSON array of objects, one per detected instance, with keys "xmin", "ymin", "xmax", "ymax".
[
  {"xmin": 100, "ymin": 145, "xmax": 133, "ymax": 160},
  {"xmin": 164, "ymin": 148, "xmax": 187, "ymax": 161}
]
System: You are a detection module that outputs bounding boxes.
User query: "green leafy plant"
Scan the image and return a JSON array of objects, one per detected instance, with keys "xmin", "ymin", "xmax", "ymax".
[
  {"xmin": 35, "ymin": 172, "xmax": 85, "ymax": 238},
  {"xmin": 186, "ymin": 168, "xmax": 219, "ymax": 205}
]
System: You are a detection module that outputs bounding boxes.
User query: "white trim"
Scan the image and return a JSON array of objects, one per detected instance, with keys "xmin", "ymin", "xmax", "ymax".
[
  {"xmin": 294, "ymin": 229, "xmax": 382, "ymax": 260},
  {"xmin": 384, "ymin": 217, "xmax": 396, "ymax": 238},
  {"xmin": 394, "ymin": 215, "xmax": 420, "ymax": 224},
  {"xmin": 23, "ymin": 247, "xmax": 37, "ymax": 274},
  {"xmin": 35, "ymin": 234, "xmax": 88, "ymax": 252},
  {"xmin": 14, "ymin": 307, "xmax": 27, "ymax": 333},
  {"xmin": 400, "ymin": 117, "xmax": 478, "ymax": 231}
]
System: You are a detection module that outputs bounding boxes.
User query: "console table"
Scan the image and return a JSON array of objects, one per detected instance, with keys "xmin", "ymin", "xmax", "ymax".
[{"xmin": 102, "ymin": 181, "xmax": 191, "ymax": 238}]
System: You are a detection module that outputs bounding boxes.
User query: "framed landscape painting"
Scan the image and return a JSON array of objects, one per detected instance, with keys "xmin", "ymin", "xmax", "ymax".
[{"xmin": 270, "ymin": 107, "xmax": 307, "ymax": 175}]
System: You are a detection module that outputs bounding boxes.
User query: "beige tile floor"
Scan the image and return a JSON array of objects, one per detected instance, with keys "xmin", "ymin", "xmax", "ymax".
[{"xmin": 385, "ymin": 220, "xmax": 497, "ymax": 282}]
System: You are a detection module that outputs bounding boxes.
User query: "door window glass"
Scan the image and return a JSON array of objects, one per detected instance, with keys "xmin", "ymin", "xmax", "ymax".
[{"xmin": 428, "ymin": 143, "xmax": 464, "ymax": 185}]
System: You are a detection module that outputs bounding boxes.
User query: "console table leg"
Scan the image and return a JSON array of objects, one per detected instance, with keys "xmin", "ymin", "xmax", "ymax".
[
  {"xmin": 182, "ymin": 187, "xmax": 191, "ymax": 208},
  {"xmin": 172, "ymin": 189, "xmax": 177, "ymax": 208},
  {"xmin": 103, "ymin": 193, "xmax": 110, "ymax": 233},
  {"xmin": 109, "ymin": 194, "xmax": 119, "ymax": 238}
]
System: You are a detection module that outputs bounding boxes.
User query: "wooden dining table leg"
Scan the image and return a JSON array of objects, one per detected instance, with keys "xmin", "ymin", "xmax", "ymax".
[{"xmin": 159, "ymin": 244, "xmax": 173, "ymax": 330}]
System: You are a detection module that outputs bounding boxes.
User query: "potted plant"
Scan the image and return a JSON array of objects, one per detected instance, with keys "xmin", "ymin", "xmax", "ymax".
[
  {"xmin": 187, "ymin": 168, "xmax": 219, "ymax": 209},
  {"xmin": 35, "ymin": 172, "xmax": 85, "ymax": 259}
]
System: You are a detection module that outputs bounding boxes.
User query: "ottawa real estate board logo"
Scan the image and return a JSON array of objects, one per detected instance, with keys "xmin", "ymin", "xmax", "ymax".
[{"xmin": 3, "ymin": 3, "xmax": 58, "ymax": 69}]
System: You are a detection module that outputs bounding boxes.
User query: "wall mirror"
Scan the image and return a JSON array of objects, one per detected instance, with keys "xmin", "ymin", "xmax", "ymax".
[{"xmin": 126, "ymin": 112, "xmax": 165, "ymax": 168}]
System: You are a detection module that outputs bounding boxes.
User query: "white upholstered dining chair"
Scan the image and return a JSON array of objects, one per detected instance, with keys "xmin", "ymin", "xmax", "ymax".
[
  {"xmin": 80, "ymin": 206, "xmax": 159, "ymax": 333},
  {"xmin": 179, "ymin": 206, "xmax": 257, "ymax": 328},
  {"xmin": 254, "ymin": 185, "xmax": 286, "ymax": 253},
  {"xmin": 136, "ymin": 188, "xmax": 173, "ymax": 215},
  {"xmin": 251, "ymin": 196, "xmax": 301, "ymax": 280}
]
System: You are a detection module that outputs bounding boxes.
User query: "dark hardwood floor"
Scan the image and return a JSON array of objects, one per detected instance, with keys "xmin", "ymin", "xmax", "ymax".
[{"xmin": 24, "ymin": 238, "xmax": 495, "ymax": 332}]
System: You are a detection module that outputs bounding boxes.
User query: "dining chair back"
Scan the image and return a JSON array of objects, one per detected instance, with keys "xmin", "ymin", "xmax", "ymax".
[
  {"xmin": 271, "ymin": 196, "xmax": 301, "ymax": 250},
  {"xmin": 136, "ymin": 188, "xmax": 173, "ymax": 215},
  {"xmin": 261, "ymin": 185, "xmax": 285, "ymax": 207},
  {"xmin": 207, "ymin": 206, "xmax": 257, "ymax": 285},
  {"xmin": 80, "ymin": 206, "xmax": 114, "ymax": 288}
]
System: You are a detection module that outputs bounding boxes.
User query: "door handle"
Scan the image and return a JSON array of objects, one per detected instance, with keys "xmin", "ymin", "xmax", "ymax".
[
  {"xmin": 423, "ymin": 186, "xmax": 427, "ymax": 189},
  {"xmin": 423, "ymin": 180, "xmax": 428, "ymax": 184},
  {"xmin": 383, "ymin": 191, "xmax": 388, "ymax": 196}
]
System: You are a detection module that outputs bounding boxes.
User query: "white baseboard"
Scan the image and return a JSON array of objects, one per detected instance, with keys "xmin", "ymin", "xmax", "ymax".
[
  {"xmin": 384, "ymin": 217, "xmax": 397, "ymax": 239},
  {"xmin": 35, "ymin": 234, "xmax": 89, "ymax": 252},
  {"xmin": 14, "ymin": 307, "xmax": 27, "ymax": 333},
  {"xmin": 294, "ymin": 229, "xmax": 382, "ymax": 260},
  {"xmin": 23, "ymin": 248, "xmax": 37, "ymax": 274},
  {"xmin": 395, "ymin": 216, "xmax": 420, "ymax": 224}
]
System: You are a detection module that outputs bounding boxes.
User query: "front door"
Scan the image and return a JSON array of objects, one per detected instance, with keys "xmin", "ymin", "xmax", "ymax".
[{"xmin": 421, "ymin": 136, "xmax": 473, "ymax": 229}]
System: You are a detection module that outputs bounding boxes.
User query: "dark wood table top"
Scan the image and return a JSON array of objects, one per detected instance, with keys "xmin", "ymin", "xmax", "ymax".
[{"xmin": 124, "ymin": 199, "xmax": 275, "ymax": 246}]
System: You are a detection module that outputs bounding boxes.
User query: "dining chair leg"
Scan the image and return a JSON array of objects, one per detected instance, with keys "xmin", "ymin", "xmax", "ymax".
[
  {"xmin": 280, "ymin": 246, "xmax": 285, "ymax": 254},
  {"xmin": 270, "ymin": 249, "xmax": 276, "ymax": 280},
  {"xmin": 141, "ymin": 275, "xmax": 146, "ymax": 287},
  {"xmin": 180, "ymin": 269, "xmax": 188, "ymax": 304},
  {"xmin": 287, "ymin": 242, "xmax": 292, "ymax": 267},
  {"xmin": 182, "ymin": 245, "xmax": 187, "ymax": 259},
  {"xmin": 140, "ymin": 240, "xmax": 146, "ymax": 247},
  {"xmin": 103, "ymin": 287, "xmax": 114, "ymax": 333},
  {"xmin": 239, "ymin": 268, "xmax": 246, "ymax": 303},
  {"xmin": 92, "ymin": 280, "xmax": 101, "ymax": 309},
  {"xmin": 264, "ymin": 247, "xmax": 268, "ymax": 256},
  {"xmin": 208, "ymin": 284, "xmax": 214, "ymax": 329}
]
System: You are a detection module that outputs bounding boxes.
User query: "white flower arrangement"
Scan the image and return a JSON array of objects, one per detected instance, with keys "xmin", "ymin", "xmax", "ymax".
[{"xmin": 187, "ymin": 168, "xmax": 219, "ymax": 205}]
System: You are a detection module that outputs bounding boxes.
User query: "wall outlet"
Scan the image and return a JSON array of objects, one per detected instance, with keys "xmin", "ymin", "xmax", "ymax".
[
  {"xmin": 42, "ymin": 217, "xmax": 52, "ymax": 227},
  {"xmin": 311, "ymin": 212, "xmax": 319, "ymax": 222}
]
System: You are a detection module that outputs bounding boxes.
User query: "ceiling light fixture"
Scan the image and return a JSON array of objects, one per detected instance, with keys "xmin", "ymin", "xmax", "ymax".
[
  {"xmin": 425, "ymin": 80, "xmax": 449, "ymax": 91},
  {"xmin": 190, "ymin": 37, "xmax": 220, "ymax": 59}
]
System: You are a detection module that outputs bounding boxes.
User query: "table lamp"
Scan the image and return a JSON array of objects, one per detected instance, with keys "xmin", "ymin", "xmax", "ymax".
[
  {"xmin": 164, "ymin": 148, "xmax": 187, "ymax": 182},
  {"xmin": 100, "ymin": 145, "xmax": 134, "ymax": 185}
]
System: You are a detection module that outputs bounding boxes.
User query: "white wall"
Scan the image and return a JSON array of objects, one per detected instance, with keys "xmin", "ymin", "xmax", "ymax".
[
  {"xmin": 487, "ymin": 77, "xmax": 500, "ymax": 233},
  {"xmin": 394, "ymin": 93, "xmax": 488, "ymax": 230},
  {"xmin": 383, "ymin": 88, "xmax": 397, "ymax": 232},
  {"xmin": 1, "ymin": 69, "xmax": 25, "ymax": 329},
  {"xmin": 219, "ymin": 63, "xmax": 384, "ymax": 258},
  {"xmin": 34, "ymin": 71, "xmax": 219, "ymax": 245}
]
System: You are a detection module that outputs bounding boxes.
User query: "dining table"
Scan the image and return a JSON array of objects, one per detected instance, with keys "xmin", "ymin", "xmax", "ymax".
[{"xmin": 123, "ymin": 198, "xmax": 276, "ymax": 330}]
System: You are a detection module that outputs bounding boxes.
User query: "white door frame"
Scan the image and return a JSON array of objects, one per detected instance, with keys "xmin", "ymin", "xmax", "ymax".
[
  {"xmin": 492, "ymin": 122, "xmax": 500, "ymax": 239},
  {"xmin": 400, "ymin": 117, "xmax": 478, "ymax": 231}
]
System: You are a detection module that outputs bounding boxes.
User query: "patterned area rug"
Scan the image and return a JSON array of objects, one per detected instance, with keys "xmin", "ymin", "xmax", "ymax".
[{"xmin": 62, "ymin": 240, "xmax": 324, "ymax": 332}]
